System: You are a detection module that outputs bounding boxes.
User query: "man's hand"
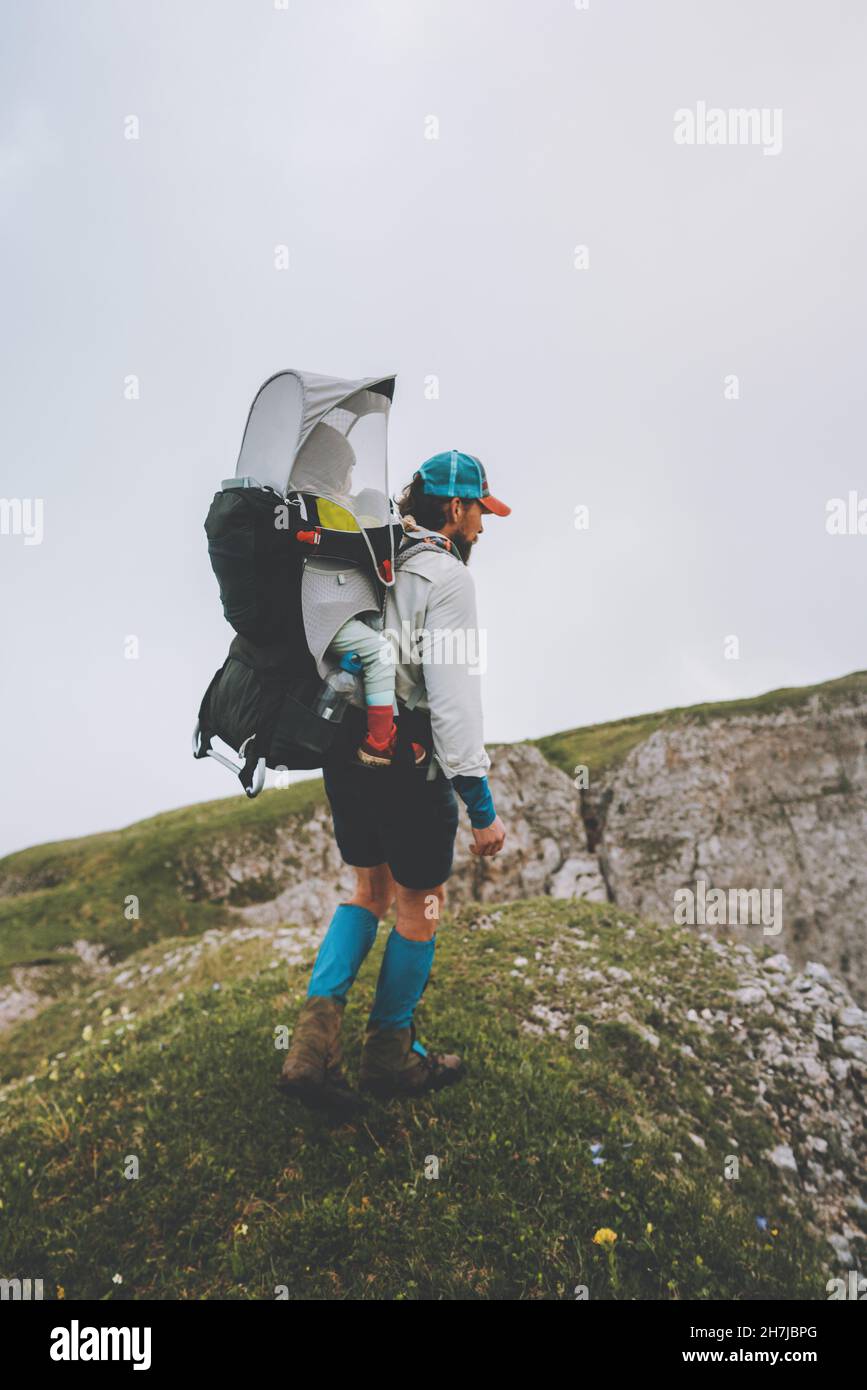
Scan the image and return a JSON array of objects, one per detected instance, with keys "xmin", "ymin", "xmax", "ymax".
[{"xmin": 470, "ymin": 815, "xmax": 506, "ymax": 858}]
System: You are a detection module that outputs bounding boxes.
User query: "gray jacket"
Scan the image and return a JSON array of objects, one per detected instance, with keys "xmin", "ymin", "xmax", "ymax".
[{"xmin": 385, "ymin": 527, "xmax": 490, "ymax": 781}]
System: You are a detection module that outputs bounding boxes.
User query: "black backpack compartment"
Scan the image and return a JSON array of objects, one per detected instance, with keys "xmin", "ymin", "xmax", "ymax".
[
  {"xmin": 195, "ymin": 635, "xmax": 344, "ymax": 786},
  {"xmin": 205, "ymin": 485, "xmax": 303, "ymax": 647}
]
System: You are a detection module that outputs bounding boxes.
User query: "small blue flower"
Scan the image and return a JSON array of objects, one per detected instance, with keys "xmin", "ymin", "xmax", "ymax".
[{"xmin": 755, "ymin": 1216, "xmax": 769, "ymax": 1232}]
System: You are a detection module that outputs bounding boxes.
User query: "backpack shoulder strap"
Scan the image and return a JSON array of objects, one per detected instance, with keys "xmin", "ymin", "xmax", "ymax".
[{"xmin": 395, "ymin": 531, "xmax": 461, "ymax": 570}]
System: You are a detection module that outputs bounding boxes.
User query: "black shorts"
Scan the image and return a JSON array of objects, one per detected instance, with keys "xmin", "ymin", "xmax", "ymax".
[{"xmin": 323, "ymin": 758, "xmax": 460, "ymax": 890}]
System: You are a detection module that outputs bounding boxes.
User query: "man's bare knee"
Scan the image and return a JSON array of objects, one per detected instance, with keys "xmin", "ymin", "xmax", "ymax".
[
  {"xmin": 395, "ymin": 883, "xmax": 445, "ymax": 942},
  {"xmin": 346, "ymin": 864, "xmax": 396, "ymax": 920}
]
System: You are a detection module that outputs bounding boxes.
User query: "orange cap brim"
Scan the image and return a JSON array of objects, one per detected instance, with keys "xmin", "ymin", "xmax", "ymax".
[{"xmin": 480, "ymin": 495, "xmax": 511, "ymax": 517}]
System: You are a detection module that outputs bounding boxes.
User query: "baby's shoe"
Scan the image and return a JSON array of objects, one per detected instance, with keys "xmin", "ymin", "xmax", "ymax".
[{"xmin": 356, "ymin": 727, "xmax": 426, "ymax": 768}]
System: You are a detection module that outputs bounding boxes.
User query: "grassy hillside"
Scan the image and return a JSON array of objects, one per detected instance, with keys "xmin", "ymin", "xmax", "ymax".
[
  {"xmin": 0, "ymin": 899, "xmax": 831, "ymax": 1301},
  {"xmin": 0, "ymin": 778, "xmax": 326, "ymax": 987},
  {"xmin": 533, "ymin": 669, "xmax": 867, "ymax": 781}
]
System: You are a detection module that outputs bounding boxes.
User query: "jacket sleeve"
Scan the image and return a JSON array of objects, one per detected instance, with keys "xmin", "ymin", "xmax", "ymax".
[{"xmin": 420, "ymin": 561, "xmax": 491, "ymax": 781}]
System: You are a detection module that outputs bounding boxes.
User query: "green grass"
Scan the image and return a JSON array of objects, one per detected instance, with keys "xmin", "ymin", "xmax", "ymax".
[
  {"xmin": 0, "ymin": 778, "xmax": 326, "ymax": 985},
  {"xmin": 0, "ymin": 900, "xmax": 830, "ymax": 1300},
  {"xmin": 534, "ymin": 669, "xmax": 867, "ymax": 782}
]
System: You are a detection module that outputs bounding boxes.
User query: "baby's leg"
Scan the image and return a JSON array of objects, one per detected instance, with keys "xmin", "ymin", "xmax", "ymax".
[{"xmin": 329, "ymin": 618, "xmax": 396, "ymax": 746}]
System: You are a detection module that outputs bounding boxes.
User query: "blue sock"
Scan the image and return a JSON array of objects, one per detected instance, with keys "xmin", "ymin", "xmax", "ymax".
[
  {"xmin": 368, "ymin": 928, "xmax": 436, "ymax": 1034},
  {"xmin": 307, "ymin": 903, "xmax": 379, "ymax": 1003}
]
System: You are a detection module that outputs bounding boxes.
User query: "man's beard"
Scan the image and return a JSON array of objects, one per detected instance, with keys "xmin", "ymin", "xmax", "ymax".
[{"xmin": 452, "ymin": 531, "xmax": 474, "ymax": 565}]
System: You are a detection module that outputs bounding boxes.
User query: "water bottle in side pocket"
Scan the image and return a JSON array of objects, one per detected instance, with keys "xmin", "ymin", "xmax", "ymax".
[{"xmin": 313, "ymin": 667, "xmax": 358, "ymax": 722}]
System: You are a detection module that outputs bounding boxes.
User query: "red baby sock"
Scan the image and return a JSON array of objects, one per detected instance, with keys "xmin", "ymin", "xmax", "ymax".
[{"xmin": 367, "ymin": 704, "xmax": 396, "ymax": 747}]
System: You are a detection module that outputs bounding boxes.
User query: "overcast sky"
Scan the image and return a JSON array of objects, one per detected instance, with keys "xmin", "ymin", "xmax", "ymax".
[{"xmin": 2, "ymin": 0, "xmax": 865, "ymax": 857}]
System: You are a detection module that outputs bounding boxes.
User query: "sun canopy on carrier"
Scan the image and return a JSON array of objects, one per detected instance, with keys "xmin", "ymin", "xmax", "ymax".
[
  {"xmin": 231, "ymin": 368, "xmax": 403, "ymax": 671},
  {"xmin": 234, "ymin": 369, "xmax": 396, "ymax": 524}
]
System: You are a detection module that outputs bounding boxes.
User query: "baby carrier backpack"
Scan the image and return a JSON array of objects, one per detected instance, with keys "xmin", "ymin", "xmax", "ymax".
[{"xmin": 193, "ymin": 369, "xmax": 404, "ymax": 796}]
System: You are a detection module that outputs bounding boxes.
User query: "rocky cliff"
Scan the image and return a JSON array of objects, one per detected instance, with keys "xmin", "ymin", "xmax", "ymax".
[
  {"xmin": 580, "ymin": 674, "xmax": 867, "ymax": 1005},
  {"xmin": 175, "ymin": 741, "xmax": 606, "ymax": 930},
  {"xmin": 175, "ymin": 672, "xmax": 867, "ymax": 1003}
]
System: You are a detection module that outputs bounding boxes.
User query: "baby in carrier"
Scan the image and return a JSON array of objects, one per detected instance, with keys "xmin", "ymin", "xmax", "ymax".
[
  {"xmin": 299, "ymin": 426, "xmax": 424, "ymax": 769},
  {"xmin": 326, "ymin": 590, "xmax": 425, "ymax": 769}
]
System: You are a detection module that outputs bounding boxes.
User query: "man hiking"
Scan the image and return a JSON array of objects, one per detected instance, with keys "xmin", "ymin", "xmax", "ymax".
[{"xmin": 278, "ymin": 450, "xmax": 510, "ymax": 1106}]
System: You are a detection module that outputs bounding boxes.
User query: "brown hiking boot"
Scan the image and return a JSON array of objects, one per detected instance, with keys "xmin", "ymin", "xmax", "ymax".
[
  {"xmin": 359, "ymin": 1022, "xmax": 464, "ymax": 1098},
  {"xmin": 276, "ymin": 996, "xmax": 360, "ymax": 1114}
]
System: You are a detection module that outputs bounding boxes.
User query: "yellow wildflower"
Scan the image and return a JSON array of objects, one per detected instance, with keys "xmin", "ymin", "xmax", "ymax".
[{"xmin": 593, "ymin": 1228, "xmax": 617, "ymax": 1248}]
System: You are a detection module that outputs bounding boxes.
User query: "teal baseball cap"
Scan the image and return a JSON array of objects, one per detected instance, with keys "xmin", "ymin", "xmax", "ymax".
[{"xmin": 416, "ymin": 450, "xmax": 510, "ymax": 516}]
